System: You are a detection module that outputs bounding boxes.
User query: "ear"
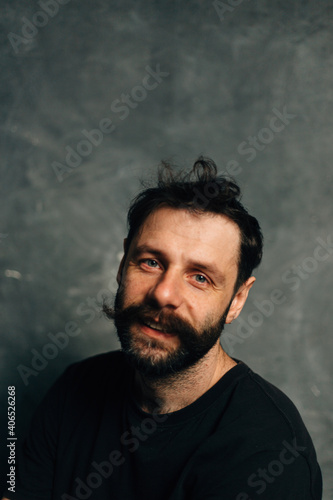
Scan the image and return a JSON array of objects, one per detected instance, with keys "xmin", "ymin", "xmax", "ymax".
[
  {"xmin": 225, "ymin": 276, "xmax": 256, "ymax": 324},
  {"xmin": 116, "ymin": 238, "xmax": 128, "ymax": 285}
]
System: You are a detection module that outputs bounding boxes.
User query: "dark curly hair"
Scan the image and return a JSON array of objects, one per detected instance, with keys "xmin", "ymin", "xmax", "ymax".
[{"xmin": 124, "ymin": 156, "xmax": 263, "ymax": 292}]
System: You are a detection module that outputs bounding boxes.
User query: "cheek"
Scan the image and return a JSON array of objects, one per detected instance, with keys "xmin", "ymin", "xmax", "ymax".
[
  {"xmin": 121, "ymin": 273, "xmax": 149, "ymax": 303},
  {"xmin": 193, "ymin": 297, "xmax": 230, "ymax": 324},
  {"xmin": 186, "ymin": 298, "xmax": 213, "ymax": 326}
]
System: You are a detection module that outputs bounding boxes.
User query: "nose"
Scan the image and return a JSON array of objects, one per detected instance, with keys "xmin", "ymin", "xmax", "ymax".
[{"xmin": 147, "ymin": 268, "xmax": 183, "ymax": 310}]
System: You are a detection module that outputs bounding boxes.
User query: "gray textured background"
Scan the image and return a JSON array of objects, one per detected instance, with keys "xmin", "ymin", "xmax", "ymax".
[{"xmin": 1, "ymin": 0, "xmax": 332, "ymax": 497}]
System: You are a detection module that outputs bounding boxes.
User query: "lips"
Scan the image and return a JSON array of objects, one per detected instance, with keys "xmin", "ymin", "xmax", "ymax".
[
  {"xmin": 139, "ymin": 319, "xmax": 177, "ymax": 339},
  {"xmin": 144, "ymin": 319, "xmax": 165, "ymax": 332}
]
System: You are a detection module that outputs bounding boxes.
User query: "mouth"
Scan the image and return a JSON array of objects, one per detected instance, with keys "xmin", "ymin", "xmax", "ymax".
[{"xmin": 139, "ymin": 319, "xmax": 177, "ymax": 340}]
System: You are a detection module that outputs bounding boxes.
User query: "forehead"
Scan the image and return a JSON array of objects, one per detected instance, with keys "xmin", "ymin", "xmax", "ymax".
[{"xmin": 132, "ymin": 207, "xmax": 241, "ymax": 269}]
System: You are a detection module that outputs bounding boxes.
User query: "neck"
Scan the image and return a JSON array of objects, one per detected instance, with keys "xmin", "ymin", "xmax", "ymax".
[{"xmin": 133, "ymin": 344, "xmax": 237, "ymax": 414}]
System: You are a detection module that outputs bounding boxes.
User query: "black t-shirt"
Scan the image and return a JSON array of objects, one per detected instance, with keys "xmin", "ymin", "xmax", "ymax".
[{"xmin": 5, "ymin": 351, "xmax": 322, "ymax": 500}]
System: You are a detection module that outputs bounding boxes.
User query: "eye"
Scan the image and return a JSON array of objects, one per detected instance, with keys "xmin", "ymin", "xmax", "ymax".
[
  {"xmin": 143, "ymin": 259, "xmax": 160, "ymax": 268},
  {"xmin": 194, "ymin": 274, "xmax": 208, "ymax": 284}
]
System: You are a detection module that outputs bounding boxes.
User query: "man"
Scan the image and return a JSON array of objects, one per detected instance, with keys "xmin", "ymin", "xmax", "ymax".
[{"xmin": 3, "ymin": 157, "xmax": 322, "ymax": 499}]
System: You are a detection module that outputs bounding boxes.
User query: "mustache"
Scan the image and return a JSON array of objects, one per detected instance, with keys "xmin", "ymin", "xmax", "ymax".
[{"xmin": 104, "ymin": 301, "xmax": 199, "ymax": 339}]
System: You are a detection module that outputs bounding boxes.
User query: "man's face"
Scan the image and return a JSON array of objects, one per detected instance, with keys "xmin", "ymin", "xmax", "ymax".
[{"xmin": 113, "ymin": 207, "xmax": 253, "ymax": 378}]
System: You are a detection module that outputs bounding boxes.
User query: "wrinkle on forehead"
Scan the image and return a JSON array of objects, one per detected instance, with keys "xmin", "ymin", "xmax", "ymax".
[{"xmin": 134, "ymin": 207, "xmax": 241, "ymax": 269}]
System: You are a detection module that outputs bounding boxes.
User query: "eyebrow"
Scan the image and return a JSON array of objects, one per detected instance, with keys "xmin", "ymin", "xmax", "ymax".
[{"xmin": 132, "ymin": 245, "xmax": 226, "ymax": 284}]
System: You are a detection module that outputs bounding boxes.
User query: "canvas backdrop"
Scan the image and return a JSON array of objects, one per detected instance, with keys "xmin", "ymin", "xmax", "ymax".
[{"xmin": 1, "ymin": 0, "xmax": 332, "ymax": 497}]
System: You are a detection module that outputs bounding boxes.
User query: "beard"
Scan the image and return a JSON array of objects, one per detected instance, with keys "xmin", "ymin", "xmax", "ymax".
[{"xmin": 105, "ymin": 286, "xmax": 231, "ymax": 380}]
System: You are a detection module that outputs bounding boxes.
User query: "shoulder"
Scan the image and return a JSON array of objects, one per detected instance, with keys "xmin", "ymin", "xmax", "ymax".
[
  {"xmin": 214, "ymin": 361, "xmax": 320, "ymax": 479},
  {"xmin": 219, "ymin": 362, "xmax": 311, "ymax": 447},
  {"xmin": 29, "ymin": 350, "xmax": 131, "ymax": 440},
  {"xmin": 187, "ymin": 362, "xmax": 322, "ymax": 499},
  {"xmin": 40, "ymin": 350, "xmax": 130, "ymax": 412},
  {"xmin": 231, "ymin": 363, "xmax": 309, "ymax": 441}
]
